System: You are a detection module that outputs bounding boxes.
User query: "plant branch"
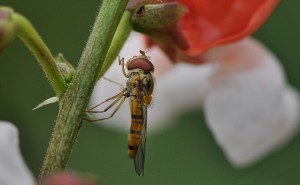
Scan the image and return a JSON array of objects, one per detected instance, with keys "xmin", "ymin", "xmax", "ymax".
[
  {"xmin": 12, "ymin": 12, "xmax": 67, "ymax": 97},
  {"xmin": 98, "ymin": 10, "xmax": 133, "ymax": 79},
  {"xmin": 39, "ymin": 0, "xmax": 129, "ymax": 179}
]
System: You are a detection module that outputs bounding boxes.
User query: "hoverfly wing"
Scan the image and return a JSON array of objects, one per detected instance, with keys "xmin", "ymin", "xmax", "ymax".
[{"xmin": 134, "ymin": 105, "xmax": 147, "ymax": 176}]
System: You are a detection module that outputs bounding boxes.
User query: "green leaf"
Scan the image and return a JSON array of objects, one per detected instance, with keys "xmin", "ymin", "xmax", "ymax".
[{"xmin": 32, "ymin": 97, "xmax": 59, "ymax": 110}]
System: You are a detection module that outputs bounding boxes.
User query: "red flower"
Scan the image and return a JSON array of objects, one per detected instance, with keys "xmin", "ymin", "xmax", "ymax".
[{"xmin": 140, "ymin": 0, "xmax": 281, "ymax": 63}]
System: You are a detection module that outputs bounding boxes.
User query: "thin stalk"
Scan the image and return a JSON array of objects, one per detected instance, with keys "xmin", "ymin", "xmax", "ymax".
[
  {"xmin": 12, "ymin": 13, "xmax": 67, "ymax": 97},
  {"xmin": 98, "ymin": 10, "xmax": 133, "ymax": 79}
]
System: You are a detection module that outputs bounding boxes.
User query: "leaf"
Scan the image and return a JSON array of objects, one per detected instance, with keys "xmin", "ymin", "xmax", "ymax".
[{"xmin": 32, "ymin": 97, "xmax": 59, "ymax": 110}]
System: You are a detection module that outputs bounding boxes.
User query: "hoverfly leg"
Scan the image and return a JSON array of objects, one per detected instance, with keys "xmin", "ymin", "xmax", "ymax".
[
  {"xmin": 103, "ymin": 76, "xmax": 124, "ymax": 89},
  {"xmin": 83, "ymin": 88, "xmax": 128, "ymax": 122},
  {"xmin": 87, "ymin": 89, "xmax": 126, "ymax": 112},
  {"xmin": 78, "ymin": 120, "xmax": 83, "ymax": 130},
  {"xmin": 88, "ymin": 92, "xmax": 124, "ymax": 114},
  {"xmin": 118, "ymin": 56, "xmax": 130, "ymax": 78},
  {"xmin": 83, "ymin": 96, "xmax": 127, "ymax": 122}
]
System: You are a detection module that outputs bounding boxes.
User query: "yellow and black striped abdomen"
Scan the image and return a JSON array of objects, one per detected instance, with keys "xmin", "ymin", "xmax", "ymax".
[{"xmin": 128, "ymin": 99, "xmax": 143, "ymax": 158}]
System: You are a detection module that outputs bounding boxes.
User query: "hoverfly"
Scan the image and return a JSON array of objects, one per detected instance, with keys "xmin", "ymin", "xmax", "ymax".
[{"xmin": 85, "ymin": 50, "xmax": 154, "ymax": 176}]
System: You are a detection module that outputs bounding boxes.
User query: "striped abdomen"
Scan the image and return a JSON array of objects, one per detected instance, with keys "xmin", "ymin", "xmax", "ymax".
[{"xmin": 128, "ymin": 99, "xmax": 143, "ymax": 158}]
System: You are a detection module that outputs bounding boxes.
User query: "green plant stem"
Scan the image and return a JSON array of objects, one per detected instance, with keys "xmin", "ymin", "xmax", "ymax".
[
  {"xmin": 12, "ymin": 13, "xmax": 67, "ymax": 97},
  {"xmin": 39, "ymin": 0, "xmax": 129, "ymax": 179},
  {"xmin": 98, "ymin": 10, "xmax": 133, "ymax": 79}
]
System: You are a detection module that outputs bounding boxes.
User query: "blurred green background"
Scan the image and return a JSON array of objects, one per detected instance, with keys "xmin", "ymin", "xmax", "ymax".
[{"xmin": 1, "ymin": 1, "xmax": 300, "ymax": 185}]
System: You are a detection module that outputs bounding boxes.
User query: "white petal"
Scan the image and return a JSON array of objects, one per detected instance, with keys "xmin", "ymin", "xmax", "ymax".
[
  {"xmin": 89, "ymin": 32, "xmax": 216, "ymax": 133},
  {"xmin": 0, "ymin": 121, "xmax": 35, "ymax": 185},
  {"xmin": 203, "ymin": 38, "xmax": 300, "ymax": 167}
]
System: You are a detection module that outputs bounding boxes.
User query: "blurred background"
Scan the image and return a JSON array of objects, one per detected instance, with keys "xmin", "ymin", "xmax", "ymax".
[{"xmin": 1, "ymin": 1, "xmax": 300, "ymax": 184}]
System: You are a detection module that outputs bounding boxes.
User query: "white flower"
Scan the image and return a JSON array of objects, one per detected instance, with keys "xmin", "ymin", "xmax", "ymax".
[
  {"xmin": 0, "ymin": 121, "xmax": 35, "ymax": 185},
  {"xmin": 202, "ymin": 38, "xmax": 300, "ymax": 167},
  {"xmin": 90, "ymin": 32, "xmax": 300, "ymax": 167}
]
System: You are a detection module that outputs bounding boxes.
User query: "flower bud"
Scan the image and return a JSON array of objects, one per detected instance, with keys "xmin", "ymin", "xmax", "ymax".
[
  {"xmin": 0, "ymin": 7, "xmax": 17, "ymax": 53},
  {"xmin": 131, "ymin": 2, "xmax": 187, "ymax": 29},
  {"xmin": 127, "ymin": 0, "xmax": 171, "ymax": 11},
  {"xmin": 55, "ymin": 53, "xmax": 75, "ymax": 83}
]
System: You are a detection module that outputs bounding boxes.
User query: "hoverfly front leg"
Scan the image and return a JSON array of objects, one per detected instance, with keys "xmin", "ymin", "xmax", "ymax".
[{"xmin": 119, "ymin": 56, "xmax": 130, "ymax": 78}]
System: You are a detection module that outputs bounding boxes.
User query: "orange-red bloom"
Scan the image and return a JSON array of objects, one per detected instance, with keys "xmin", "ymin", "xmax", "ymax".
[
  {"xmin": 139, "ymin": 0, "xmax": 280, "ymax": 63},
  {"xmin": 177, "ymin": 0, "xmax": 280, "ymax": 55}
]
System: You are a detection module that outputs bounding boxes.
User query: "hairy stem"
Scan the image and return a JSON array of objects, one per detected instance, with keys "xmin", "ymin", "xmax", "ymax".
[{"xmin": 39, "ymin": 0, "xmax": 129, "ymax": 179}]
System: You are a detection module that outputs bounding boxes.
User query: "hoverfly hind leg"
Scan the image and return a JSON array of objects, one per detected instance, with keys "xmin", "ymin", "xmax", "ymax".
[
  {"xmin": 87, "ymin": 89, "xmax": 126, "ymax": 112},
  {"xmin": 83, "ymin": 96, "xmax": 127, "ymax": 122},
  {"xmin": 83, "ymin": 89, "xmax": 127, "ymax": 122}
]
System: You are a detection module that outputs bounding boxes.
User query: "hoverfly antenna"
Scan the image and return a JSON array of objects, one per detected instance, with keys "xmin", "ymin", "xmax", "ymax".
[
  {"xmin": 142, "ymin": 50, "xmax": 150, "ymax": 54},
  {"xmin": 139, "ymin": 50, "xmax": 146, "ymax": 56},
  {"xmin": 139, "ymin": 50, "xmax": 151, "ymax": 59}
]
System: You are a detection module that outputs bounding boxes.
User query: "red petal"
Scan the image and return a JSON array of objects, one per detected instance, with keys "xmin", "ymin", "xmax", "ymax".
[{"xmin": 177, "ymin": 0, "xmax": 280, "ymax": 56}]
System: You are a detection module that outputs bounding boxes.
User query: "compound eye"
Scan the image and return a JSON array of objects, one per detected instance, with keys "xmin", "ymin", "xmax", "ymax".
[{"xmin": 127, "ymin": 58, "xmax": 154, "ymax": 72}]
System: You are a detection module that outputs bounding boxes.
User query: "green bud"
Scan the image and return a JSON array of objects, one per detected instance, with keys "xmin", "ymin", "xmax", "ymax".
[
  {"xmin": 131, "ymin": 2, "xmax": 187, "ymax": 29},
  {"xmin": 55, "ymin": 53, "xmax": 75, "ymax": 83},
  {"xmin": 0, "ymin": 7, "xmax": 17, "ymax": 52}
]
